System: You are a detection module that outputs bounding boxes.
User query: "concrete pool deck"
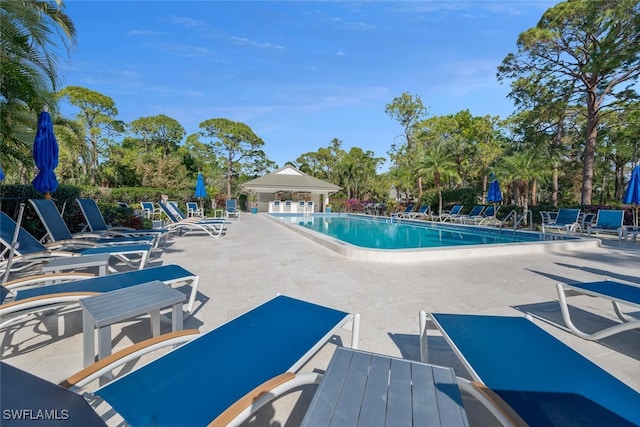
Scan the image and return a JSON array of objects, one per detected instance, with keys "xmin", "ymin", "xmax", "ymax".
[{"xmin": 3, "ymin": 212, "xmax": 639, "ymax": 425}]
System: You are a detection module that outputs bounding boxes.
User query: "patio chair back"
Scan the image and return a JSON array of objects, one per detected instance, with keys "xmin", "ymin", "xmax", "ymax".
[
  {"xmin": 467, "ymin": 205, "xmax": 485, "ymax": 217},
  {"xmin": 449, "ymin": 205, "xmax": 463, "ymax": 215},
  {"xmin": 76, "ymin": 198, "xmax": 110, "ymax": 232},
  {"xmin": 402, "ymin": 204, "xmax": 414, "ymax": 214},
  {"xmin": 483, "ymin": 205, "xmax": 496, "ymax": 217},
  {"xmin": 596, "ymin": 210, "xmax": 624, "ymax": 229},
  {"xmin": 95, "ymin": 295, "xmax": 354, "ymax": 426},
  {"xmin": 2, "ymin": 362, "xmax": 107, "ymax": 427},
  {"xmin": 29, "ymin": 199, "xmax": 75, "ymax": 241},
  {"xmin": 157, "ymin": 202, "xmax": 180, "ymax": 223},
  {"xmin": 0, "ymin": 212, "xmax": 51, "ymax": 255},
  {"xmin": 427, "ymin": 313, "xmax": 640, "ymax": 426},
  {"xmin": 555, "ymin": 208, "xmax": 580, "ymax": 225}
]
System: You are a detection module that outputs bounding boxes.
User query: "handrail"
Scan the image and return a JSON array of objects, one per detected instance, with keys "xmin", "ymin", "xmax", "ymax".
[{"xmin": 499, "ymin": 209, "xmax": 533, "ymax": 231}]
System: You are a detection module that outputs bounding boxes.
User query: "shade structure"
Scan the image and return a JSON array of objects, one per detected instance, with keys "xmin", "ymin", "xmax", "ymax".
[
  {"xmin": 194, "ymin": 172, "xmax": 207, "ymax": 198},
  {"xmin": 623, "ymin": 165, "xmax": 640, "ymax": 229},
  {"xmin": 487, "ymin": 178, "xmax": 502, "ymax": 203},
  {"xmin": 31, "ymin": 109, "xmax": 59, "ymax": 198},
  {"xmin": 0, "ymin": 165, "xmax": 4, "ymax": 181}
]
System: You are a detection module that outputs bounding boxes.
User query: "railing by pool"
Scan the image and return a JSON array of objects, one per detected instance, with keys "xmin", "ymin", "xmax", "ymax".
[{"xmin": 269, "ymin": 200, "xmax": 315, "ymax": 214}]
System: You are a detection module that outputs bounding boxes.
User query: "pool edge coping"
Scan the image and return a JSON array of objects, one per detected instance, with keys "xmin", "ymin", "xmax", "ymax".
[{"xmin": 265, "ymin": 214, "xmax": 602, "ymax": 263}]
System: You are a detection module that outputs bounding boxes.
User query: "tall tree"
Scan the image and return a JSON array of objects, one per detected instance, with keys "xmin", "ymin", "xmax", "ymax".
[
  {"xmin": 128, "ymin": 114, "xmax": 185, "ymax": 157},
  {"xmin": 0, "ymin": 0, "xmax": 76, "ymax": 174},
  {"xmin": 198, "ymin": 118, "xmax": 266, "ymax": 199},
  {"xmin": 498, "ymin": 0, "xmax": 640, "ymax": 204},
  {"xmin": 416, "ymin": 139, "xmax": 460, "ymax": 216},
  {"xmin": 385, "ymin": 92, "xmax": 428, "ymax": 197},
  {"xmin": 57, "ymin": 86, "xmax": 119, "ymax": 184}
]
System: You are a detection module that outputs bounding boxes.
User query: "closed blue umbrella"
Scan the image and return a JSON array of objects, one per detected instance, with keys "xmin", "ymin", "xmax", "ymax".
[
  {"xmin": 623, "ymin": 165, "xmax": 640, "ymax": 229},
  {"xmin": 194, "ymin": 172, "xmax": 207, "ymax": 211},
  {"xmin": 31, "ymin": 108, "xmax": 59, "ymax": 199},
  {"xmin": 487, "ymin": 178, "xmax": 502, "ymax": 204},
  {"xmin": 487, "ymin": 177, "xmax": 502, "ymax": 218},
  {"xmin": 0, "ymin": 165, "xmax": 4, "ymax": 181},
  {"xmin": 195, "ymin": 173, "xmax": 207, "ymax": 198}
]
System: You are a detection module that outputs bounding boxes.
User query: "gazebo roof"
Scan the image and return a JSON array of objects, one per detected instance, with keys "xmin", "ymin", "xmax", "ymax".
[{"xmin": 241, "ymin": 165, "xmax": 341, "ymax": 193}]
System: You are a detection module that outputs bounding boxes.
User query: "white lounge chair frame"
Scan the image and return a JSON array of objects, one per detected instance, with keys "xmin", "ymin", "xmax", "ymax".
[{"xmin": 556, "ymin": 279, "xmax": 640, "ymax": 340}]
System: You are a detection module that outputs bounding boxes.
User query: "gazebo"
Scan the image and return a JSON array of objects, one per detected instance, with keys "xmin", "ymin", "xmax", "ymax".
[{"xmin": 241, "ymin": 165, "xmax": 341, "ymax": 213}]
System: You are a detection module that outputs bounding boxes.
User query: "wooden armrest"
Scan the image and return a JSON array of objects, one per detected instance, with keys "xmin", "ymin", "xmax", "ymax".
[
  {"xmin": 1, "ymin": 291, "xmax": 100, "ymax": 310},
  {"xmin": 470, "ymin": 381, "xmax": 527, "ymax": 427},
  {"xmin": 3, "ymin": 273, "xmax": 95, "ymax": 289},
  {"xmin": 59, "ymin": 329, "xmax": 200, "ymax": 388},
  {"xmin": 208, "ymin": 372, "xmax": 296, "ymax": 427}
]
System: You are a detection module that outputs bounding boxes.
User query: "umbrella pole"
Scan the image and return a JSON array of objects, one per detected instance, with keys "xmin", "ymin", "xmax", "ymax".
[{"xmin": 44, "ymin": 192, "xmax": 51, "ymax": 200}]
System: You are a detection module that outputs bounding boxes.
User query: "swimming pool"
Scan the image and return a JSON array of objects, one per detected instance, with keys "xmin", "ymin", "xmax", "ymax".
[{"xmin": 268, "ymin": 213, "xmax": 599, "ymax": 262}]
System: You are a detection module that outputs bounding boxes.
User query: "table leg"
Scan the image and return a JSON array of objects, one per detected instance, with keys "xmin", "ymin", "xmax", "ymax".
[
  {"xmin": 172, "ymin": 303, "xmax": 183, "ymax": 332},
  {"xmin": 97, "ymin": 325, "xmax": 112, "ymax": 361},
  {"xmin": 150, "ymin": 310, "xmax": 160, "ymax": 336},
  {"xmin": 82, "ymin": 310, "xmax": 95, "ymax": 368}
]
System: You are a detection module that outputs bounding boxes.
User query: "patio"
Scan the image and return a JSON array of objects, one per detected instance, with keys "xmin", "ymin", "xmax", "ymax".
[{"xmin": 3, "ymin": 213, "xmax": 639, "ymax": 425}]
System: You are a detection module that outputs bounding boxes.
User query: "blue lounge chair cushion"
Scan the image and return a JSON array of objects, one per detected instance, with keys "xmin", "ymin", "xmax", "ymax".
[
  {"xmin": 96, "ymin": 295, "xmax": 350, "ymax": 426},
  {"xmin": 0, "ymin": 212, "xmax": 151, "ymax": 258},
  {"xmin": 431, "ymin": 313, "xmax": 640, "ymax": 427},
  {"xmin": 14, "ymin": 264, "xmax": 194, "ymax": 301},
  {"xmin": 1, "ymin": 362, "xmax": 107, "ymax": 427},
  {"xmin": 30, "ymin": 199, "xmax": 155, "ymax": 245},
  {"xmin": 76, "ymin": 198, "xmax": 168, "ymax": 235},
  {"xmin": 567, "ymin": 280, "xmax": 640, "ymax": 306},
  {"xmin": 553, "ymin": 208, "xmax": 580, "ymax": 225}
]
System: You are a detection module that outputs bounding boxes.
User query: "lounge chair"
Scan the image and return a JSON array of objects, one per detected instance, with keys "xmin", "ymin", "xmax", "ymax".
[
  {"xmin": 408, "ymin": 204, "xmax": 431, "ymax": 219},
  {"xmin": 29, "ymin": 199, "xmax": 156, "ymax": 248},
  {"xmin": 555, "ymin": 279, "xmax": 640, "ymax": 340},
  {"xmin": 140, "ymin": 201, "xmax": 162, "ymax": 220},
  {"xmin": 578, "ymin": 212, "xmax": 597, "ymax": 233},
  {"xmin": 0, "ymin": 212, "xmax": 151, "ymax": 274},
  {"xmin": 306, "ymin": 200, "xmax": 315, "ymax": 214},
  {"xmin": 434, "ymin": 204, "xmax": 464, "ymax": 222},
  {"xmin": 419, "ymin": 312, "xmax": 640, "ymax": 427},
  {"xmin": 0, "ymin": 264, "xmax": 200, "ymax": 330},
  {"xmin": 226, "ymin": 199, "xmax": 240, "ymax": 219},
  {"xmin": 395, "ymin": 203, "xmax": 415, "ymax": 218},
  {"xmin": 75, "ymin": 198, "xmax": 169, "ymax": 247},
  {"xmin": 5, "ymin": 295, "xmax": 360, "ymax": 426},
  {"xmin": 157, "ymin": 202, "xmax": 226, "ymax": 238},
  {"xmin": 186, "ymin": 201, "xmax": 203, "ymax": 218},
  {"xmin": 468, "ymin": 205, "xmax": 501, "ymax": 225},
  {"xmin": 539, "ymin": 210, "xmax": 557, "ymax": 226},
  {"xmin": 454, "ymin": 205, "xmax": 485, "ymax": 223},
  {"xmin": 541, "ymin": 208, "xmax": 581, "ymax": 233},
  {"xmin": 587, "ymin": 209, "xmax": 626, "ymax": 240},
  {"xmin": 168, "ymin": 201, "xmax": 225, "ymax": 224}
]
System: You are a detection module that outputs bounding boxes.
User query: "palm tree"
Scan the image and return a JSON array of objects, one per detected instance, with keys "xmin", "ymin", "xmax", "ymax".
[
  {"xmin": 417, "ymin": 140, "xmax": 460, "ymax": 216},
  {"xmin": 501, "ymin": 151, "xmax": 548, "ymax": 212},
  {"xmin": 0, "ymin": 0, "xmax": 76, "ymax": 172}
]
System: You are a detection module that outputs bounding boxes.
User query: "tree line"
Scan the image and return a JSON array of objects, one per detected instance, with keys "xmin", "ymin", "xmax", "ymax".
[{"xmin": 2, "ymin": 0, "xmax": 639, "ymax": 212}]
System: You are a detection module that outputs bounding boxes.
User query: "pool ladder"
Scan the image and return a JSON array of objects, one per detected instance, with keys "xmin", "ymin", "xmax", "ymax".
[{"xmin": 499, "ymin": 209, "xmax": 533, "ymax": 231}]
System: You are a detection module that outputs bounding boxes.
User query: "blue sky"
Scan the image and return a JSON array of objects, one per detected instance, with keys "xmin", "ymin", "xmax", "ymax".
[{"xmin": 59, "ymin": 1, "xmax": 557, "ymax": 170}]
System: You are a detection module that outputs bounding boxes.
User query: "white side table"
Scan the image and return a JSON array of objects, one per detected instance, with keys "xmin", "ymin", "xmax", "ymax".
[{"xmin": 80, "ymin": 280, "xmax": 185, "ymax": 367}]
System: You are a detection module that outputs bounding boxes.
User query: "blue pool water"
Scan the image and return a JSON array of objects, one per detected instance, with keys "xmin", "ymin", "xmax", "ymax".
[{"xmin": 272, "ymin": 214, "xmax": 548, "ymax": 250}]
